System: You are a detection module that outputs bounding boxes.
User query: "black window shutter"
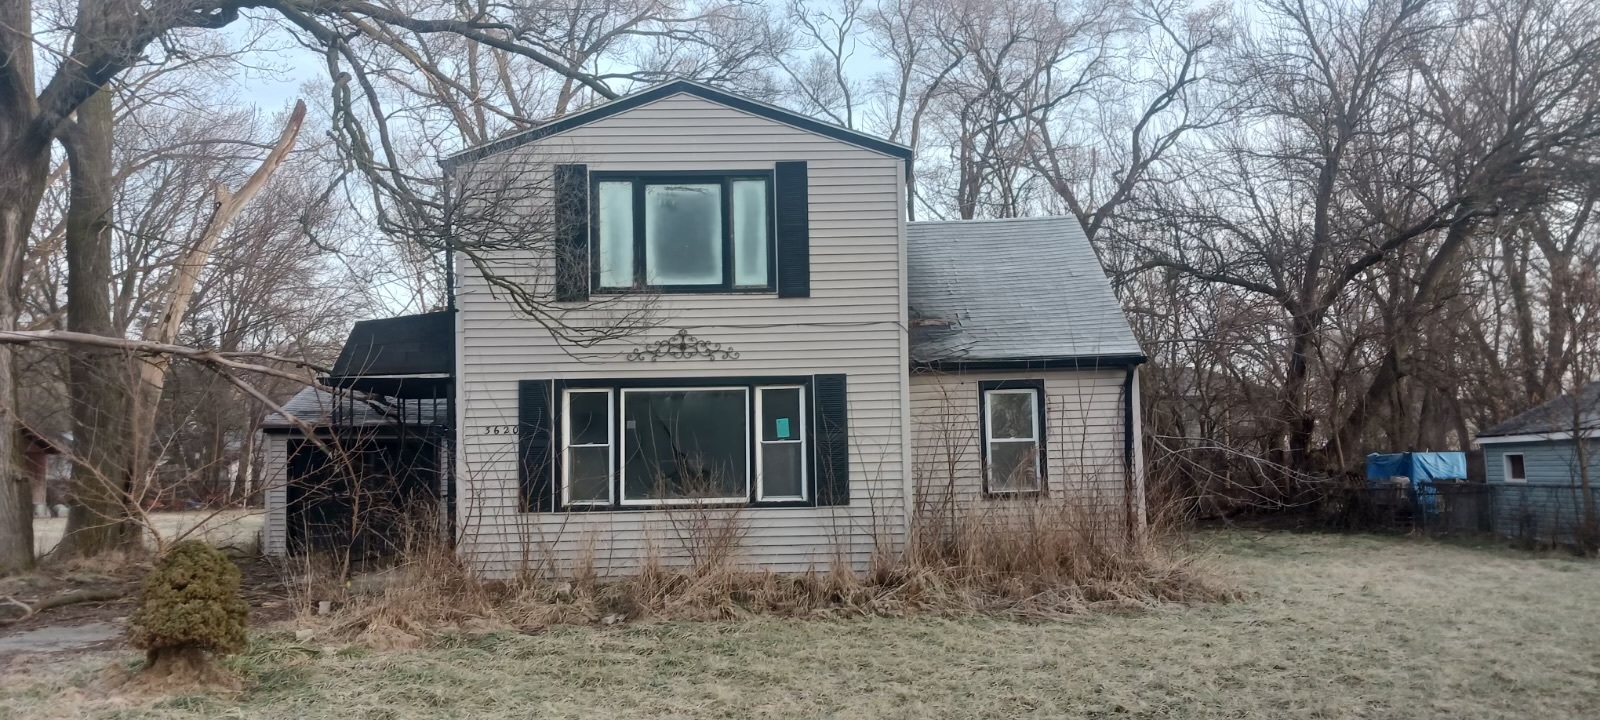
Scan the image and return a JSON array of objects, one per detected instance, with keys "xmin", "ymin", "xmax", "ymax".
[
  {"xmin": 775, "ymin": 161, "xmax": 810, "ymax": 297},
  {"xmin": 813, "ymin": 373, "xmax": 849, "ymax": 505},
  {"xmin": 518, "ymin": 380, "xmax": 555, "ymax": 512},
  {"xmin": 553, "ymin": 164, "xmax": 589, "ymax": 302}
]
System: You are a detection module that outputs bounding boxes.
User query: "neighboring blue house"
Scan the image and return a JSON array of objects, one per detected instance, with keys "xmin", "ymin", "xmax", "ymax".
[{"xmin": 1476, "ymin": 381, "xmax": 1600, "ymax": 544}]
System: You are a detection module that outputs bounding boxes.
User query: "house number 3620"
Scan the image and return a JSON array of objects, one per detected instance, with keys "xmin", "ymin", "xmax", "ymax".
[{"xmin": 482, "ymin": 425, "xmax": 519, "ymax": 435}]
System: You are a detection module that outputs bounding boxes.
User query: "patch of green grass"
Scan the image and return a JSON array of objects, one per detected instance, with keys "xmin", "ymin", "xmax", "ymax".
[{"xmin": 5, "ymin": 531, "xmax": 1599, "ymax": 719}]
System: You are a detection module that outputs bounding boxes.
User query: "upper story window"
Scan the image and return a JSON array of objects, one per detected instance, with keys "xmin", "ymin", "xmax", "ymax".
[{"xmin": 593, "ymin": 172, "xmax": 774, "ymax": 292}]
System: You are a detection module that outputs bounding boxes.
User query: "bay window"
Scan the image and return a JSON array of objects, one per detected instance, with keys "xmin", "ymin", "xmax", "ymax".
[
  {"xmin": 980, "ymin": 380, "xmax": 1046, "ymax": 495},
  {"xmin": 553, "ymin": 377, "xmax": 814, "ymax": 508},
  {"xmin": 593, "ymin": 172, "xmax": 774, "ymax": 292}
]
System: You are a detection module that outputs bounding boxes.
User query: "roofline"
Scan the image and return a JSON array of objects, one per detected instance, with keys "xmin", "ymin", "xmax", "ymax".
[
  {"xmin": 438, "ymin": 80, "xmax": 914, "ymax": 171},
  {"xmin": 1476, "ymin": 429, "xmax": 1600, "ymax": 445},
  {"xmin": 912, "ymin": 354, "xmax": 1148, "ymax": 372},
  {"xmin": 908, "ymin": 215, "xmax": 1081, "ymax": 226}
]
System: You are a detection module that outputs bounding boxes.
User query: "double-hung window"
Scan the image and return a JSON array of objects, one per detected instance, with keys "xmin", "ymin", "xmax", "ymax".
[
  {"xmin": 555, "ymin": 378, "xmax": 811, "ymax": 508},
  {"xmin": 980, "ymin": 381, "xmax": 1046, "ymax": 494},
  {"xmin": 593, "ymin": 172, "xmax": 774, "ymax": 292}
]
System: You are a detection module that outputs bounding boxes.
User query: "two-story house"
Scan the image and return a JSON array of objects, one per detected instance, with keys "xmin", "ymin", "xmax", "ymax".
[{"xmin": 257, "ymin": 81, "xmax": 1146, "ymax": 575}]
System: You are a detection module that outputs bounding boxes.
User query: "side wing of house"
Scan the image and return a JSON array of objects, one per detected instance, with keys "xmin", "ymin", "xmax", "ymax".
[
  {"xmin": 910, "ymin": 368, "xmax": 1139, "ymax": 521},
  {"xmin": 451, "ymin": 86, "xmax": 911, "ymax": 577},
  {"xmin": 903, "ymin": 216, "xmax": 1146, "ymax": 529}
]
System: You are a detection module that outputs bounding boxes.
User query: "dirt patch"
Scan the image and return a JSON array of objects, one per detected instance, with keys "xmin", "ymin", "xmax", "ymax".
[{"xmin": 0, "ymin": 622, "xmax": 120, "ymax": 655}]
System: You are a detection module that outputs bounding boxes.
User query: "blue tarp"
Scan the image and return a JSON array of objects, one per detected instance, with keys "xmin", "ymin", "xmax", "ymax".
[
  {"xmin": 1366, "ymin": 452, "xmax": 1468, "ymax": 515},
  {"xmin": 1365, "ymin": 452, "xmax": 1468, "ymax": 482}
]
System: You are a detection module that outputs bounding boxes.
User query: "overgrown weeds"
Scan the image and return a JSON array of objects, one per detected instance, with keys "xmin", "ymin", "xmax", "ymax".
[{"xmin": 290, "ymin": 497, "xmax": 1233, "ymax": 647}]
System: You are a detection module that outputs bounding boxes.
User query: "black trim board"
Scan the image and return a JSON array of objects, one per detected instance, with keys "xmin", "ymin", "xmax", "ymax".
[
  {"xmin": 977, "ymin": 379, "xmax": 1048, "ymax": 498},
  {"xmin": 913, "ymin": 354, "xmax": 1148, "ymax": 372},
  {"xmin": 438, "ymin": 80, "xmax": 914, "ymax": 171}
]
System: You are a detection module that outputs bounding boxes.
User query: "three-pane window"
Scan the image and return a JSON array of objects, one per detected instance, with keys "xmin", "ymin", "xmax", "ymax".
[
  {"xmin": 558, "ymin": 381, "xmax": 809, "ymax": 507},
  {"xmin": 982, "ymin": 386, "xmax": 1044, "ymax": 494},
  {"xmin": 593, "ymin": 173, "xmax": 773, "ymax": 292}
]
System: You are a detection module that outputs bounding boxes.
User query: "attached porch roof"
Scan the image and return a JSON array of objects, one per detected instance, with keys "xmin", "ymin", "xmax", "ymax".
[{"xmin": 324, "ymin": 311, "xmax": 453, "ymax": 398}]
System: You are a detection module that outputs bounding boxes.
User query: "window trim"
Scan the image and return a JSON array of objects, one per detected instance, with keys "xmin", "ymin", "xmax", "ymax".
[
  {"xmin": 589, "ymin": 170, "xmax": 777, "ymax": 294},
  {"xmin": 550, "ymin": 376, "xmax": 818, "ymax": 511},
  {"xmin": 978, "ymin": 379, "xmax": 1048, "ymax": 497},
  {"xmin": 1503, "ymin": 452, "xmax": 1528, "ymax": 483},
  {"xmin": 755, "ymin": 385, "xmax": 808, "ymax": 502},
  {"xmin": 561, "ymin": 388, "xmax": 614, "ymax": 506}
]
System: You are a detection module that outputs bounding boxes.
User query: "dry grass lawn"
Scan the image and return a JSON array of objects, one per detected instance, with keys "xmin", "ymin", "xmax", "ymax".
[{"xmin": 4, "ymin": 530, "xmax": 1599, "ymax": 719}]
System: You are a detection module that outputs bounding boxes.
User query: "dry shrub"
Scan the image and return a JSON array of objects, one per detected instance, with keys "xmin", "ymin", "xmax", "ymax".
[
  {"xmin": 902, "ymin": 497, "xmax": 1229, "ymax": 615},
  {"xmin": 299, "ymin": 492, "xmax": 1230, "ymax": 647},
  {"xmin": 290, "ymin": 526, "xmax": 496, "ymax": 649}
]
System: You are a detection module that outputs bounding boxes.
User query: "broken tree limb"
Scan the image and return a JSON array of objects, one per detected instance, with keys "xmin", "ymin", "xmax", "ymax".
[
  {"xmin": 0, "ymin": 587, "xmax": 127, "ymax": 625},
  {"xmin": 130, "ymin": 101, "xmax": 309, "ymax": 495},
  {"xmin": 0, "ymin": 330, "xmax": 326, "ymax": 385}
]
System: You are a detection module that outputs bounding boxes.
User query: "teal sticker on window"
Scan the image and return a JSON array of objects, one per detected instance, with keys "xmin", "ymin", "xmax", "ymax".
[{"xmin": 775, "ymin": 418, "xmax": 791, "ymax": 439}]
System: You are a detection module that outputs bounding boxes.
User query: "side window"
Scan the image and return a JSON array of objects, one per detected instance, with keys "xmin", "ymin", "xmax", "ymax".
[
  {"xmin": 562, "ymin": 389, "xmax": 613, "ymax": 505},
  {"xmin": 1504, "ymin": 453, "xmax": 1527, "ymax": 482},
  {"xmin": 982, "ymin": 385, "xmax": 1045, "ymax": 494},
  {"xmin": 756, "ymin": 386, "xmax": 807, "ymax": 501}
]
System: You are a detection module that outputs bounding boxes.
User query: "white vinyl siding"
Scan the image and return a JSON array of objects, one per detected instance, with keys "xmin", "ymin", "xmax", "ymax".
[
  {"xmin": 453, "ymin": 93, "xmax": 908, "ymax": 577},
  {"xmin": 259, "ymin": 432, "xmax": 289, "ymax": 556},
  {"xmin": 910, "ymin": 369, "xmax": 1133, "ymax": 518}
]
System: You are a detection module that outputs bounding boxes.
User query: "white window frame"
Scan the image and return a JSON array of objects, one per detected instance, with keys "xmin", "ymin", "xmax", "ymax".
[
  {"xmin": 1503, "ymin": 452, "xmax": 1528, "ymax": 483},
  {"xmin": 983, "ymin": 388, "xmax": 1043, "ymax": 494},
  {"xmin": 561, "ymin": 388, "xmax": 614, "ymax": 506},
  {"xmin": 755, "ymin": 386, "xmax": 808, "ymax": 502},
  {"xmin": 618, "ymin": 386, "xmax": 751, "ymax": 506}
]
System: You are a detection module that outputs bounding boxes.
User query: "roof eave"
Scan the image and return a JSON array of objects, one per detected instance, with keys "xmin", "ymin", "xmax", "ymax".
[
  {"xmin": 438, "ymin": 79, "xmax": 913, "ymax": 171},
  {"xmin": 1476, "ymin": 429, "xmax": 1600, "ymax": 444},
  {"xmin": 912, "ymin": 354, "xmax": 1148, "ymax": 372}
]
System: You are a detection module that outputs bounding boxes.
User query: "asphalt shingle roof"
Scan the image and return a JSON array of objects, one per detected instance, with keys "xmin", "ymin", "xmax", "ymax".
[
  {"xmin": 906, "ymin": 216, "xmax": 1142, "ymax": 365},
  {"xmin": 1479, "ymin": 381, "xmax": 1600, "ymax": 439},
  {"xmin": 330, "ymin": 311, "xmax": 453, "ymax": 378}
]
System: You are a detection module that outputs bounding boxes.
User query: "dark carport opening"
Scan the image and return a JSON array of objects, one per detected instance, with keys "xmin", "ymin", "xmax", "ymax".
[{"xmin": 286, "ymin": 433, "xmax": 443, "ymax": 559}]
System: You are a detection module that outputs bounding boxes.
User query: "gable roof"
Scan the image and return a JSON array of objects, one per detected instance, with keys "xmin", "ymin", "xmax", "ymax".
[
  {"xmin": 907, "ymin": 216, "xmax": 1144, "ymax": 368},
  {"xmin": 1478, "ymin": 381, "xmax": 1600, "ymax": 440},
  {"xmin": 438, "ymin": 80, "xmax": 913, "ymax": 171}
]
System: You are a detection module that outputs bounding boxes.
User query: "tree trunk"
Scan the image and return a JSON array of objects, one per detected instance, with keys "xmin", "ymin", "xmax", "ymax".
[
  {"xmin": 0, "ymin": 0, "xmax": 48, "ymax": 573},
  {"xmin": 58, "ymin": 88, "xmax": 133, "ymax": 558},
  {"xmin": 126, "ymin": 101, "xmax": 304, "ymax": 504}
]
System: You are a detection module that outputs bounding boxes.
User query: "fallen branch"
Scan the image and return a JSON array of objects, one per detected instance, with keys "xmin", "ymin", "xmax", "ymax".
[
  {"xmin": 0, "ymin": 330, "xmax": 328, "ymax": 382},
  {"xmin": 0, "ymin": 587, "xmax": 128, "ymax": 625}
]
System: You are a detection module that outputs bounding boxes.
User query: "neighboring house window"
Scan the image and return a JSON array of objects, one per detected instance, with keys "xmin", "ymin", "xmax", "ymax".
[
  {"xmin": 980, "ymin": 381, "xmax": 1046, "ymax": 494},
  {"xmin": 592, "ymin": 172, "xmax": 773, "ymax": 292},
  {"xmin": 553, "ymin": 378, "xmax": 814, "ymax": 508},
  {"xmin": 1504, "ymin": 453, "xmax": 1527, "ymax": 482}
]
